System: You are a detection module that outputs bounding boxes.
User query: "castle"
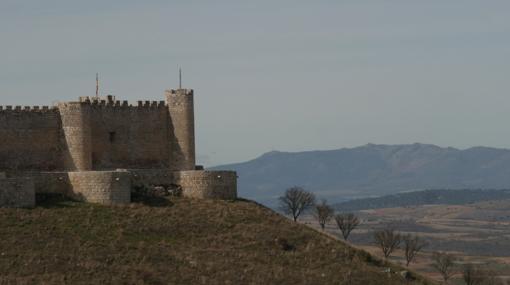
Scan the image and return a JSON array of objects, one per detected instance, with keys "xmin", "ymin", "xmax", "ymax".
[{"xmin": 0, "ymin": 88, "xmax": 237, "ymax": 207}]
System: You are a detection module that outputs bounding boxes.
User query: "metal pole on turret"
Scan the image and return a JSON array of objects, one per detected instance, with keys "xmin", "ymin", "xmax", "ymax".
[
  {"xmin": 96, "ymin": 73, "xmax": 99, "ymax": 97},
  {"xmin": 179, "ymin": 67, "xmax": 182, "ymax": 89}
]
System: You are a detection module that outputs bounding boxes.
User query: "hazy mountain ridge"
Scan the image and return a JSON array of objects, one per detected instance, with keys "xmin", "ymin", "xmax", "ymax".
[{"xmin": 211, "ymin": 143, "xmax": 510, "ymax": 204}]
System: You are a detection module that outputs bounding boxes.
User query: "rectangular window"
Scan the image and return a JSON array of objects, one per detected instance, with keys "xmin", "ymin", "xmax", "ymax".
[{"xmin": 109, "ymin": 132, "xmax": 116, "ymax": 143}]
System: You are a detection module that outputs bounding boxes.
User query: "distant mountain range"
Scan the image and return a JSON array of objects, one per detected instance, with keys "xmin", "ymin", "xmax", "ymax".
[{"xmin": 210, "ymin": 143, "xmax": 510, "ymax": 206}]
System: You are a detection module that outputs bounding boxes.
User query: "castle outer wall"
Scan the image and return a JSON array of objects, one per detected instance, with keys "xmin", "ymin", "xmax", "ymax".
[
  {"xmin": 0, "ymin": 174, "xmax": 35, "ymax": 208},
  {"xmin": 67, "ymin": 171, "xmax": 131, "ymax": 205},
  {"xmin": 177, "ymin": 171, "xmax": 237, "ymax": 199},
  {"xmin": 129, "ymin": 169, "xmax": 237, "ymax": 200},
  {"xmin": 0, "ymin": 107, "xmax": 61, "ymax": 171},
  {"xmin": 0, "ymin": 89, "xmax": 237, "ymax": 206},
  {"xmin": 0, "ymin": 92, "xmax": 193, "ymax": 172}
]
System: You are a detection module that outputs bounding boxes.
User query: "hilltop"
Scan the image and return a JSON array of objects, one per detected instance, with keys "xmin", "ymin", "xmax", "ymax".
[
  {"xmin": 212, "ymin": 143, "xmax": 510, "ymax": 205},
  {"xmin": 0, "ymin": 197, "xmax": 431, "ymax": 284}
]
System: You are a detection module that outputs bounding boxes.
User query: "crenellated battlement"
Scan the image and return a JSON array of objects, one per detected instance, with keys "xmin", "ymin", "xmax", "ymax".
[
  {"xmin": 0, "ymin": 105, "xmax": 57, "ymax": 113},
  {"xmin": 77, "ymin": 96, "xmax": 167, "ymax": 109},
  {"xmin": 165, "ymin": 89, "xmax": 194, "ymax": 96}
]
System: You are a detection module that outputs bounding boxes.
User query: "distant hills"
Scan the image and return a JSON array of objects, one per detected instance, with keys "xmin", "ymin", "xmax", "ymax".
[
  {"xmin": 333, "ymin": 189, "xmax": 510, "ymax": 212},
  {"xmin": 211, "ymin": 143, "xmax": 510, "ymax": 205}
]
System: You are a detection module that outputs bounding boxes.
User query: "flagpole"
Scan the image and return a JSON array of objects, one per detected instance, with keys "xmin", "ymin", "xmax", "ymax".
[{"xmin": 96, "ymin": 73, "xmax": 99, "ymax": 97}]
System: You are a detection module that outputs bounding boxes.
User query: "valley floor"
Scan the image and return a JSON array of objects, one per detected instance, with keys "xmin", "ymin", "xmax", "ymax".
[{"xmin": 303, "ymin": 199, "xmax": 510, "ymax": 284}]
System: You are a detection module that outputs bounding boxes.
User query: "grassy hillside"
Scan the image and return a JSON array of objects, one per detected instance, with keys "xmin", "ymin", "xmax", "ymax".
[{"xmin": 0, "ymin": 197, "xmax": 432, "ymax": 284}]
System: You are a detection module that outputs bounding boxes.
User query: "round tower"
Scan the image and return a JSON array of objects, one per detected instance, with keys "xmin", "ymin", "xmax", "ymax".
[
  {"xmin": 165, "ymin": 89, "xmax": 195, "ymax": 171},
  {"xmin": 58, "ymin": 102, "xmax": 92, "ymax": 171}
]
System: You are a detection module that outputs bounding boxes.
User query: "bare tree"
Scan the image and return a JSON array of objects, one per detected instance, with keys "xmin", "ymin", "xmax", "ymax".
[
  {"xmin": 278, "ymin": 187, "xmax": 315, "ymax": 222},
  {"xmin": 432, "ymin": 252, "xmax": 456, "ymax": 283},
  {"xmin": 335, "ymin": 213, "xmax": 360, "ymax": 241},
  {"xmin": 373, "ymin": 227, "xmax": 401, "ymax": 259},
  {"xmin": 314, "ymin": 199, "xmax": 334, "ymax": 230},
  {"xmin": 463, "ymin": 264, "xmax": 482, "ymax": 285},
  {"xmin": 463, "ymin": 264, "xmax": 501, "ymax": 285},
  {"xmin": 403, "ymin": 234, "xmax": 427, "ymax": 267}
]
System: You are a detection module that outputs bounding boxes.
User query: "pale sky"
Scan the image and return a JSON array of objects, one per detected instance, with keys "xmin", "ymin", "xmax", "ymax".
[{"xmin": 1, "ymin": 1, "xmax": 509, "ymax": 166}]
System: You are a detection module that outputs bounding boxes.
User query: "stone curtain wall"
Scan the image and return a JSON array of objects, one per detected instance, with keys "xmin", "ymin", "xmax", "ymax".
[
  {"xmin": 129, "ymin": 168, "xmax": 175, "ymax": 187},
  {"xmin": 24, "ymin": 171, "xmax": 74, "ymax": 195},
  {"xmin": 88, "ymin": 103, "xmax": 169, "ymax": 170},
  {"xmin": 0, "ymin": 177, "xmax": 35, "ymax": 207},
  {"xmin": 177, "ymin": 171, "xmax": 237, "ymax": 200},
  {"xmin": 20, "ymin": 171, "xmax": 131, "ymax": 205},
  {"xmin": 15, "ymin": 169, "xmax": 237, "ymax": 206},
  {"xmin": 128, "ymin": 169, "xmax": 237, "ymax": 200},
  {"xmin": 67, "ymin": 171, "xmax": 131, "ymax": 205},
  {"xmin": 0, "ymin": 108, "xmax": 61, "ymax": 171}
]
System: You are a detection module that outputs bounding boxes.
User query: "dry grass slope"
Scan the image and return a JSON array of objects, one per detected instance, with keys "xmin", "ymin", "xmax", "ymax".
[{"xmin": 0, "ymin": 197, "xmax": 433, "ymax": 284}]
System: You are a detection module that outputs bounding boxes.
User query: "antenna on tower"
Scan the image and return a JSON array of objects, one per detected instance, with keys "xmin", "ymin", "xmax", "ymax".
[
  {"xmin": 179, "ymin": 67, "xmax": 182, "ymax": 89},
  {"xmin": 96, "ymin": 73, "xmax": 99, "ymax": 97}
]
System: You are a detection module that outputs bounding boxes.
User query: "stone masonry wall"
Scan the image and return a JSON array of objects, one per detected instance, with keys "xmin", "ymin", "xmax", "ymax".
[
  {"xmin": 0, "ymin": 107, "xmax": 61, "ymax": 171},
  {"xmin": 88, "ymin": 102, "xmax": 169, "ymax": 170},
  {"xmin": 17, "ymin": 169, "xmax": 237, "ymax": 203},
  {"xmin": 58, "ymin": 102, "xmax": 93, "ymax": 171},
  {"xmin": 0, "ymin": 177, "xmax": 35, "ymax": 207},
  {"xmin": 67, "ymin": 171, "xmax": 131, "ymax": 205},
  {"xmin": 176, "ymin": 171, "xmax": 237, "ymax": 200},
  {"xmin": 129, "ymin": 168, "xmax": 175, "ymax": 187},
  {"xmin": 23, "ymin": 171, "xmax": 72, "ymax": 195},
  {"xmin": 126, "ymin": 169, "xmax": 237, "ymax": 200},
  {"xmin": 166, "ymin": 89, "xmax": 195, "ymax": 171}
]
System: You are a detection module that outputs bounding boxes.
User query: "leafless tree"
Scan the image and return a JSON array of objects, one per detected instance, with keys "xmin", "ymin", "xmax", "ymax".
[
  {"xmin": 314, "ymin": 199, "xmax": 334, "ymax": 230},
  {"xmin": 463, "ymin": 264, "xmax": 482, "ymax": 285},
  {"xmin": 432, "ymin": 252, "xmax": 456, "ymax": 283},
  {"xmin": 373, "ymin": 227, "xmax": 401, "ymax": 259},
  {"xmin": 335, "ymin": 213, "xmax": 360, "ymax": 241},
  {"xmin": 403, "ymin": 234, "xmax": 427, "ymax": 267},
  {"xmin": 278, "ymin": 186, "xmax": 315, "ymax": 222},
  {"xmin": 463, "ymin": 264, "xmax": 501, "ymax": 285}
]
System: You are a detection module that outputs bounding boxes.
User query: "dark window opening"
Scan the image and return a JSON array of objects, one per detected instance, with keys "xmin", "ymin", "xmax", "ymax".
[{"xmin": 109, "ymin": 132, "xmax": 116, "ymax": 143}]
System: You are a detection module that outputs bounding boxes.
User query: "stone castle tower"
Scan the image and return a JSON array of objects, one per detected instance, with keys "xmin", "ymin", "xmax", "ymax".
[
  {"xmin": 0, "ymin": 88, "xmax": 237, "ymax": 207},
  {"xmin": 166, "ymin": 89, "xmax": 196, "ymax": 171}
]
